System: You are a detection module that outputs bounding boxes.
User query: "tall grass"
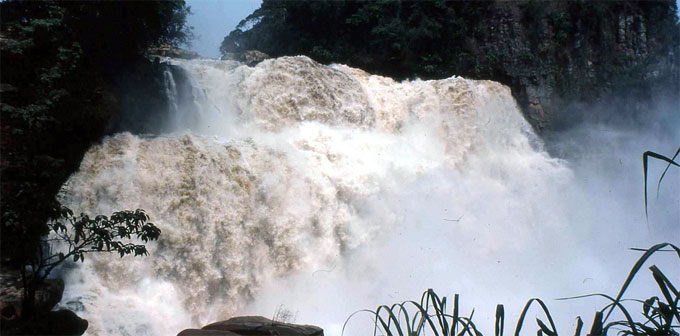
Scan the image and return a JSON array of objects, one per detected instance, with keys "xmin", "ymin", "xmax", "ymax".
[
  {"xmin": 344, "ymin": 243, "xmax": 679, "ymax": 336},
  {"xmin": 346, "ymin": 148, "xmax": 679, "ymax": 336}
]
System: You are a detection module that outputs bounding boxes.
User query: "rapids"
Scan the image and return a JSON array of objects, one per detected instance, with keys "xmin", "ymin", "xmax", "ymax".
[{"xmin": 56, "ymin": 56, "xmax": 678, "ymax": 336}]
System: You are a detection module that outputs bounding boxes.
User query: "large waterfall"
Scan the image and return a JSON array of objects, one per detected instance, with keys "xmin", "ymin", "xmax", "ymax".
[{"xmin": 57, "ymin": 56, "xmax": 678, "ymax": 336}]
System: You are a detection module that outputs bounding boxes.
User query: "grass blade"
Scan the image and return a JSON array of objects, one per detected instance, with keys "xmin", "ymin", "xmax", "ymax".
[
  {"xmin": 643, "ymin": 149, "xmax": 680, "ymax": 219},
  {"xmin": 495, "ymin": 304, "xmax": 504, "ymax": 336},
  {"xmin": 589, "ymin": 311, "xmax": 603, "ymax": 336},
  {"xmin": 514, "ymin": 298, "xmax": 558, "ymax": 336},
  {"xmin": 558, "ymin": 293, "xmax": 639, "ymax": 335},
  {"xmin": 536, "ymin": 318, "xmax": 556, "ymax": 336},
  {"xmin": 452, "ymin": 294, "xmax": 459, "ymax": 336},
  {"xmin": 605, "ymin": 243, "xmax": 680, "ymax": 322},
  {"xmin": 655, "ymin": 146, "xmax": 680, "ymax": 199},
  {"xmin": 573, "ymin": 316, "xmax": 583, "ymax": 336}
]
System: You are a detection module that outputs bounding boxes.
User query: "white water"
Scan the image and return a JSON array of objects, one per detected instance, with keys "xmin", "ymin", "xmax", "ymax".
[{"xmin": 57, "ymin": 56, "xmax": 679, "ymax": 336}]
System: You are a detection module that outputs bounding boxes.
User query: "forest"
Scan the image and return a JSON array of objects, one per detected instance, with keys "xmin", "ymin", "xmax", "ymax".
[
  {"xmin": 222, "ymin": 0, "xmax": 679, "ymax": 130},
  {"xmin": 1, "ymin": 1, "xmax": 190, "ymax": 333}
]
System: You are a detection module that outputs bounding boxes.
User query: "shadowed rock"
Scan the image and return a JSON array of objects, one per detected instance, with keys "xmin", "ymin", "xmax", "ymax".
[
  {"xmin": 177, "ymin": 329, "xmax": 242, "ymax": 336},
  {"xmin": 178, "ymin": 316, "xmax": 323, "ymax": 336}
]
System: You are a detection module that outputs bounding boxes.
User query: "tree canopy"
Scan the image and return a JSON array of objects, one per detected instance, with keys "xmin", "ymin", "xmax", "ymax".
[
  {"xmin": 221, "ymin": 0, "xmax": 679, "ymax": 131},
  {"xmin": 0, "ymin": 0, "xmax": 191, "ymax": 268}
]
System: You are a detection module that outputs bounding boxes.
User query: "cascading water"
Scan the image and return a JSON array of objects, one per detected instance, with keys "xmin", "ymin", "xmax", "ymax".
[
  {"xmin": 57, "ymin": 56, "xmax": 678, "ymax": 336},
  {"xmin": 162, "ymin": 68, "xmax": 180, "ymax": 124}
]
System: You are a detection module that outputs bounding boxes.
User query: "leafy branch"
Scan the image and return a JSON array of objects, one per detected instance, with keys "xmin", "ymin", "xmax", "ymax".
[
  {"xmin": 20, "ymin": 205, "xmax": 161, "ymax": 318},
  {"xmin": 36, "ymin": 206, "xmax": 161, "ymax": 282}
]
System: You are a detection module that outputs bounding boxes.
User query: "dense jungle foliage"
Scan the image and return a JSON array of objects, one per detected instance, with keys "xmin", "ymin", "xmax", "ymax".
[
  {"xmin": 0, "ymin": 0, "xmax": 191, "ymax": 268},
  {"xmin": 222, "ymin": 0, "xmax": 680, "ymax": 130}
]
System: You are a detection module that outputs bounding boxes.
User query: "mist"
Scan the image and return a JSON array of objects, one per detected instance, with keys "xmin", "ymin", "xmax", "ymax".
[
  {"xmin": 55, "ymin": 56, "xmax": 678, "ymax": 336},
  {"xmin": 243, "ymin": 96, "xmax": 679, "ymax": 336}
]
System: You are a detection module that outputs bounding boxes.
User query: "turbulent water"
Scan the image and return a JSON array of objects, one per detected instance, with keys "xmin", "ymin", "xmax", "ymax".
[{"xmin": 57, "ymin": 56, "xmax": 679, "ymax": 336}]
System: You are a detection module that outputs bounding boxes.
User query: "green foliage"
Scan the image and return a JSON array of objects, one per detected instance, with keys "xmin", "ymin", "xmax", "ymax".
[
  {"xmin": 0, "ymin": 0, "xmax": 191, "ymax": 267},
  {"xmin": 345, "ymin": 243, "xmax": 680, "ymax": 336},
  {"xmin": 221, "ymin": 0, "xmax": 679, "ymax": 125},
  {"xmin": 224, "ymin": 0, "xmax": 678, "ymax": 80},
  {"xmin": 39, "ymin": 206, "xmax": 161, "ymax": 282},
  {"xmin": 18, "ymin": 205, "xmax": 160, "ymax": 319},
  {"xmin": 347, "ymin": 147, "xmax": 679, "ymax": 336}
]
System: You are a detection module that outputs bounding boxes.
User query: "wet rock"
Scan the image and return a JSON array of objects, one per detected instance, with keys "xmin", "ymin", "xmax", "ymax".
[
  {"xmin": 41, "ymin": 309, "xmax": 89, "ymax": 335},
  {"xmin": 178, "ymin": 316, "xmax": 323, "ymax": 336},
  {"xmin": 0, "ymin": 269, "xmax": 64, "ymax": 318},
  {"xmin": 222, "ymin": 50, "xmax": 270, "ymax": 66},
  {"xmin": 177, "ymin": 329, "xmax": 241, "ymax": 336},
  {"xmin": 0, "ymin": 83, "xmax": 18, "ymax": 93},
  {"xmin": 1, "ymin": 309, "xmax": 88, "ymax": 335},
  {"xmin": 34, "ymin": 279, "xmax": 64, "ymax": 315}
]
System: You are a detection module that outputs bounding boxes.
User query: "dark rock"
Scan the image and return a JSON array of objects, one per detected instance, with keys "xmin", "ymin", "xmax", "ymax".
[
  {"xmin": 0, "ymin": 269, "xmax": 23, "ymax": 320},
  {"xmin": 240, "ymin": 50, "xmax": 270, "ymax": 66},
  {"xmin": 202, "ymin": 316, "xmax": 323, "ymax": 336},
  {"xmin": 0, "ymin": 83, "xmax": 18, "ymax": 93},
  {"xmin": 0, "ymin": 269, "xmax": 64, "ymax": 319},
  {"xmin": 34, "ymin": 279, "xmax": 64, "ymax": 316},
  {"xmin": 1, "ymin": 309, "xmax": 88, "ymax": 335},
  {"xmin": 178, "ymin": 329, "xmax": 242, "ymax": 336},
  {"xmin": 222, "ymin": 50, "xmax": 270, "ymax": 66},
  {"xmin": 41, "ymin": 309, "xmax": 89, "ymax": 335},
  {"xmin": 109, "ymin": 57, "xmax": 201, "ymax": 135}
]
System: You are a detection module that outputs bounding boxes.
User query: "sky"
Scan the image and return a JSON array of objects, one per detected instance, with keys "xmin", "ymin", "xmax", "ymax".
[{"xmin": 185, "ymin": 0, "xmax": 261, "ymax": 58}]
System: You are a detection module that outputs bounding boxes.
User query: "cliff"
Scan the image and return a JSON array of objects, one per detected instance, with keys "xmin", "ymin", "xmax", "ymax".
[{"xmin": 221, "ymin": 0, "xmax": 680, "ymax": 132}]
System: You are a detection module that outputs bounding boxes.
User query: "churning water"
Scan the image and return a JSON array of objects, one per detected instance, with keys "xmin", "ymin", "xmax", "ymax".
[{"xmin": 57, "ymin": 56, "xmax": 678, "ymax": 335}]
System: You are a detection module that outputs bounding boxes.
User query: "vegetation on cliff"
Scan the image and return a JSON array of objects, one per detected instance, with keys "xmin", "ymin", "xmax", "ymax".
[
  {"xmin": 0, "ymin": 0, "xmax": 190, "ymax": 294},
  {"xmin": 222, "ymin": 0, "xmax": 679, "ymax": 130}
]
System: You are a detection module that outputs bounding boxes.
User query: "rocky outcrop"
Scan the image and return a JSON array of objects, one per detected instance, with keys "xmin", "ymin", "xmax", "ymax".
[
  {"xmin": 178, "ymin": 316, "xmax": 324, "ymax": 336},
  {"xmin": 222, "ymin": 50, "xmax": 270, "ymax": 66},
  {"xmin": 222, "ymin": 1, "xmax": 679, "ymax": 133},
  {"xmin": 178, "ymin": 330, "xmax": 242, "ymax": 336},
  {"xmin": 0, "ymin": 270, "xmax": 64, "ymax": 319},
  {"xmin": 466, "ymin": 2, "xmax": 679, "ymax": 131},
  {"xmin": 0, "ymin": 269, "xmax": 87, "ymax": 335},
  {"xmin": 2, "ymin": 309, "xmax": 88, "ymax": 335}
]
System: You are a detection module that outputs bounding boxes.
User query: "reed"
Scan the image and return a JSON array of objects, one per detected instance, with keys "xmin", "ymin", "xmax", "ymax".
[
  {"xmin": 346, "ymin": 147, "xmax": 679, "ymax": 336},
  {"xmin": 344, "ymin": 243, "xmax": 679, "ymax": 336}
]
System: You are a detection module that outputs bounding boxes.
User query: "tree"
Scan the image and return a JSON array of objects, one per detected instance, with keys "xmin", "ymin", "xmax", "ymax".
[
  {"xmin": 0, "ymin": 0, "xmax": 191, "ymax": 271},
  {"xmin": 20, "ymin": 206, "xmax": 161, "ymax": 319}
]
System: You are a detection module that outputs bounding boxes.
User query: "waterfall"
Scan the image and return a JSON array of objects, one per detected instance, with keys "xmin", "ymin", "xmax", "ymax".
[
  {"xmin": 57, "ymin": 56, "xmax": 678, "ymax": 336},
  {"xmin": 163, "ymin": 68, "xmax": 180, "ymax": 127}
]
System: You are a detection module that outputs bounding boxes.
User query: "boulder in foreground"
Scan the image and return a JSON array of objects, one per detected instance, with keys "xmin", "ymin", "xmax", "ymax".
[{"xmin": 178, "ymin": 316, "xmax": 323, "ymax": 336}]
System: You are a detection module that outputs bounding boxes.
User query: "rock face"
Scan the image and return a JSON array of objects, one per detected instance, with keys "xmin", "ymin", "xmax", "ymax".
[
  {"xmin": 178, "ymin": 329, "xmax": 242, "ymax": 336},
  {"xmin": 222, "ymin": 50, "xmax": 270, "ymax": 66},
  {"xmin": 0, "ymin": 270, "xmax": 64, "ymax": 319},
  {"xmin": 110, "ymin": 58, "xmax": 194, "ymax": 135},
  {"xmin": 2, "ymin": 309, "xmax": 88, "ymax": 335},
  {"xmin": 464, "ymin": 2, "xmax": 679, "ymax": 131},
  {"xmin": 38, "ymin": 309, "xmax": 89, "ymax": 335},
  {"xmin": 221, "ymin": 1, "xmax": 679, "ymax": 132},
  {"xmin": 178, "ymin": 316, "xmax": 324, "ymax": 336},
  {"xmin": 0, "ymin": 269, "xmax": 87, "ymax": 335}
]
